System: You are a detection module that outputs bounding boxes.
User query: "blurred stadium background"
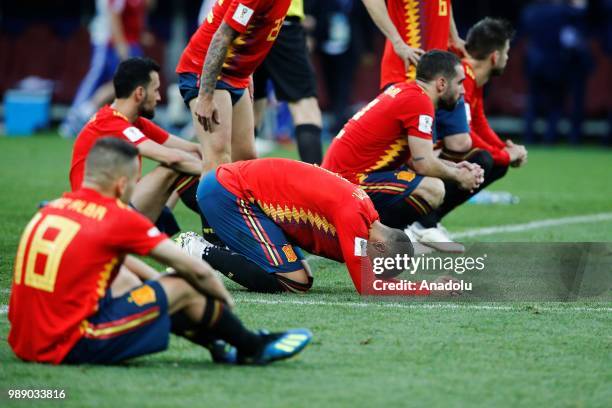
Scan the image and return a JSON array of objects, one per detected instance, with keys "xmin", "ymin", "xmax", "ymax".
[{"xmin": 0, "ymin": 0, "xmax": 610, "ymax": 144}]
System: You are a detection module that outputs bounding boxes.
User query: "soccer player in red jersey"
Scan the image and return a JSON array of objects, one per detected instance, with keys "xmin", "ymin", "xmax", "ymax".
[
  {"xmin": 9, "ymin": 138, "xmax": 311, "ymax": 365},
  {"xmin": 322, "ymin": 51, "xmax": 482, "ymax": 252},
  {"xmin": 362, "ymin": 2, "xmax": 477, "ymax": 249},
  {"xmin": 410, "ymin": 19, "xmax": 528, "ymax": 238},
  {"xmin": 362, "ymin": 0, "xmax": 465, "ymax": 87},
  {"xmin": 176, "ymin": 0, "xmax": 291, "ymax": 172},
  {"xmin": 70, "ymin": 57, "xmax": 203, "ymax": 233},
  {"xmin": 173, "ymin": 158, "xmax": 457, "ymax": 296}
]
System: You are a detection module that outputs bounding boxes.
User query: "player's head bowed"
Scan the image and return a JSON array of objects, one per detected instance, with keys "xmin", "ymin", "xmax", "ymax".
[
  {"xmin": 83, "ymin": 137, "xmax": 139, "ymax": 203},
  {"xmin": 416, "ymin": 50, "xmax": 464, "ymax": 111},
  {"xmin": 466, "ymin": 18, "xmax": 515, "ymax": 76},
  {"xmin": 367, "ymin": 223, "xmax": 415, "ymax": 279},
  {"xmin": 113, "ymin": 57, "xmax": 161, "ymax": 119}
]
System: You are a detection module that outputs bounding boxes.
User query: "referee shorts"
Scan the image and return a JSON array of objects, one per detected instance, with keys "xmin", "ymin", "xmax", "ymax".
[{"xmin": 253, "ymin": 18, "xmax": 317, "ymax": 102}]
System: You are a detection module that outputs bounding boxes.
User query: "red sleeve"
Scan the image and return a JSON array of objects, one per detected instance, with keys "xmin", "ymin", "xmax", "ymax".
[
  {"xmin": 470, "ymin": 89, "xmax": 506, "ymax": 150},
  {"xmin": 337, "ymin": 201, "xmax": 428, "ymax": 295},
  {"xmin": 223, "ymin": 0, "xmax": 261, "ymax": 33},
  {"xmin": 336, "ymin": 208, "xmax": 376, "ymax": 294},
  {"xmin": 136, "ymin": 118, "xmax": 170, "ymax": 145},
  {"xmin": 470, "ymin": 130, "xmax": 510, "ymax": 166},
  {"xmin": 108, "ymin": 207, "xmax": 168, "ymax": 255},
  {"xmin": 400, "ymin": 93, "xmax": 435, "ymax": 140}
]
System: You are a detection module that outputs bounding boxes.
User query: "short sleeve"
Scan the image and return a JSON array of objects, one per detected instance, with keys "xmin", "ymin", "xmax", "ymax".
[
  {"xmin": 136, "ymin": 118, "xmax": 170, "ymax": 145},
  {"xmin": 223, "ymin": 0, "xmax": 261, "ymax": 33},
  {"xmin": 400, "ymin": 94, "xmax": 435, "ymax": 140},
  {"xmin": 108, "ymin": 207, "xmax": 168, "ymax": 255},
  {"xmin": 335, "ymin": 197, "xmax": 380, "ymax": 294}
]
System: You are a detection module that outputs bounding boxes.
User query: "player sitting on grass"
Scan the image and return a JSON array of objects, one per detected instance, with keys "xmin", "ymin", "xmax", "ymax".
[
  {"xmin": 409, "ymin": 18, "xmax": 528, "ymax": 245},
  {"xmin": 322, "ymin": 50, "xmax": 483, "ymax": 253},
  {"xmin": 9, "ymin": 138, "xmax": 311, "ymax": 365},
  {"xmin": 70, "ymin": 57, "xmax": 203, "ymax": 236},
  {"xmin": 175, "ymin": 157, "xmax": 449, "ymax": 295}
]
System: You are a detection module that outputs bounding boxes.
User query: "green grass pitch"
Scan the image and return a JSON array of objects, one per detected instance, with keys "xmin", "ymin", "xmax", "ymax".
[{"xmin": 0, "ymin": 133, "xmax": 610, "ymax": 407}]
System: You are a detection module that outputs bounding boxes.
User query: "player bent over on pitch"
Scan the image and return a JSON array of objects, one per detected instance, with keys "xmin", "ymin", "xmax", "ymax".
[
  {"xmin": 176, "ymin": 158, "xmax": 452, "ymax": 295},
  {"xmin": 9, "ymin": 138, "xmax": 311, "ymax": 365},
  {"xmin": 322, "ymin": 51, "xmax": 483, "ymax": 252}
]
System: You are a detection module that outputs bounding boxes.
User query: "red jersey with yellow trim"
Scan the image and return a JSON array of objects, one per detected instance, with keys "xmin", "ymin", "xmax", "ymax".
[
  {"xmin": 462, "ymin": 61, "xmax": 510, "ymax": 166},
  {"xmin": 216, "ymin": 158, "xmax": 380, "ymax": 293},
  {"xmin": 176, "ymin": 0, "xmax": 291, "ymax": 88},
  {"xmin": 109, "ymin": 0, "xmax": 147, "ymax": 44},
  {"xmin": 70, "ymin": 105, "xmax": 169, "ymax": 191},
  {"xmin": 8, "ymin": 188, "xmax": 167, "ymax": 364},
  {"xmin": 322, "ymin": 82, "xmax": 435, "ymax": 184},
  {"xmin": 381, "ymin": 0, "xmax": 452, "ymax": 88}
]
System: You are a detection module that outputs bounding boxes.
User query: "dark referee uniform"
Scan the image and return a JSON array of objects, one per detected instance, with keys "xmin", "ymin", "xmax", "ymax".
[{"xmin": 253, "ymin": 0, "xmax": 317, "ymax": 102}]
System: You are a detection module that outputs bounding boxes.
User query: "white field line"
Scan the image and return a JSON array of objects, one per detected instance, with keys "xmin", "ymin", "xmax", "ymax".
[
  {"xmin": 233, "ymin": 297, "xmax": 611, "ymax": 313},
  {"xmin": 0, "ymin": 299, "xmax": 609, "ymax": 316},
  {"xmin": 452, "ymin": 212, "xmax": 612, "ymax": 239}
]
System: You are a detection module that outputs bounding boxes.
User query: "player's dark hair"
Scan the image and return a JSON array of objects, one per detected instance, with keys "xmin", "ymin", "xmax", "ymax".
[
  {"xmin": 113, "ymin": 57, "xmax": 160, "ymax": 98},
  {"xmin": 369, "ymin": 228, "xmax": 415, "ymax": 279},
  {"xmin": 465, "ymin": 18, "xmax": 515, "ymax": 60},
  {"xmin": 416, "ymin": 50, "xmax": 461, "ymax": 83},
  {"xmin": 85, "ymin": 137, "xmax": 139, "ymax": 184}
]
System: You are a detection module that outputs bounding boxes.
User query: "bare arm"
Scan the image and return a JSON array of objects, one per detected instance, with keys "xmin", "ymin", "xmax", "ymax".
[
  {"xmin": 163, "ymin": 134, "xmax": 202, "ymax": 158},
  {"xmin": 408, "ymin": 136, "xmax": 478, "ymax": 190},
  {"xmin": 138, "ymin": 139, "xmax": 202, "ymax": 175},
  {"xmin": 361, "ymin": 0, "xmax": 424, "ymax": 67},
  {"xmin": 123, "ymin": 255, "xmax": 162, "ymax": 281},
  {"xmin": 109, "ymin": 7, "xmax": 129, "ymax": 60},
  {"xmin": 149, "ymin": 240, "xmax": 234, "ymax": 307},
  {"xmin": 199, "ymin": 22, "xmax": 238, "ymax": 99},
  {"xmin": 194, "ymin": 22, "xmax": 239, "ymax": 132},
  {"xmin": 449, "ymin": 5, "xmax": 466, "ymax": 56}
]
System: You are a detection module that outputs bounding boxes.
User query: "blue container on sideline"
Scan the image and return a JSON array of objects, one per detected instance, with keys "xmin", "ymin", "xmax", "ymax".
[{"xmin": 4, "ymin": 89, "xmax": 51, "ymax": 136}]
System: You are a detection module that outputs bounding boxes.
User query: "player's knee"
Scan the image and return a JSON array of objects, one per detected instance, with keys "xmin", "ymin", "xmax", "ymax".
[
  {"xmin": 417, "ymin": 177, "xmax": 445, "ymax": 208},
  {"xmin": 158, "ymin": 275, "xmax": 200, "ymax": 310},
  {"xmin": 469, "ymin": 149, "xmax": 494, "ymax": 173},
  {"xmin": 290, "ymin": 98, "xmax": 322, "ymax": 126},
  {"xmin": 275, "ymin": 270, "xmax": 313, "ymax": 293}
]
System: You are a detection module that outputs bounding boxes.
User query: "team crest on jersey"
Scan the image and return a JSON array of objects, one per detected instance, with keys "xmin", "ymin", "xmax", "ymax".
[
  {"xmin": 282, "ymin": 244, "xmax": 298, "ymax": 262},
  {"xmin": 396, "ymin": 170, "xmax": 416, "ymax": 182},
  {"xmin": 128, "ymin": 285, "xmax": 157, "ymax": 306}
]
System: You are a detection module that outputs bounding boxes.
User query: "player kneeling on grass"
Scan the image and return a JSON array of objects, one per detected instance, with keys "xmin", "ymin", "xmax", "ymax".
[
  {"xmin": 176, "ymin": 158, "xmax": 451, "ymax": 295},
  {"xmin": 8, "ymin": 138, "xmax": 311, "ymax": 365},
  {"xmin": 410, "ymin": 18, "xmax": 528, "ymax": 242}
]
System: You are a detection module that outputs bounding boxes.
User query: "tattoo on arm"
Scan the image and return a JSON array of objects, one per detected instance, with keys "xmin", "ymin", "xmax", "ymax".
[
  {"xmin": 199, "ymin": 22, "xmax": 239, "ymax": 97},
  {"xmin": 412, "ymin": 157, "xmax": 425, "ymax": 162}
]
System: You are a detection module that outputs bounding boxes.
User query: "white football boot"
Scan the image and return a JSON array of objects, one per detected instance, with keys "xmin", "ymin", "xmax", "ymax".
[
  {"xmin": 175, "ymin": 231, "xmax": 213, "ymax": 259},
  {"xmin": 403, "ymin": 226, "xmax": 435, "ymax": 255},
  {"xmin": 409, "ymin": 222, "xmax": 465, "ymax": 253}
]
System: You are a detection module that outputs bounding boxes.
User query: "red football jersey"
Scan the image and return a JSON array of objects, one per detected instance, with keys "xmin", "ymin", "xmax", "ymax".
[
  {"xmin": 216, "ymin": 158, "xmax": 380, "ymax": 293},
  {"xmin": 70, "ymin": 105, "xmax": 169, "ymax": 191},
  {"xmin": 176, "ymin": 0, "xmax": 291, "ymax": 88},
  {"xmin": 462, "ymin": 61, "xmax": 510, "ymax": 166},
  {"xmin": 381, "ymin": 0, "xmax": 452, "ymax": 88},
  {"xmin": 109, "ymin": 0, "xmax": 147, "ymax": 44},
  {"xmin": 8, "ymin": 188, "xmax": 167, "ymax": 364},
  {"xmin": 322, "ymin": 82, "xmax": 435, "ymax": 184}
]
